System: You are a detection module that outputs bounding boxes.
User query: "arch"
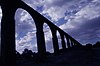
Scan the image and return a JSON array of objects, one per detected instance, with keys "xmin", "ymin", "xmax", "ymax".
[
  {"xmin": 64, "ymin": 35, "xmax": 71, "ymax": 48},
  {"xmin": 15, "ymin": 8, "xmax": 37, "ymax": 54},
  {"xmin": 18, "ymin": 2, "xmax": 47, "ymax": 55},
  {"xmin": 69, "ymin": 38, "xmax": 73, "ymax": 47},
  {"xmin": 49, "ymin": 27, "xmax": 59, "ymax": 54},
  {"xmin": 43, "ymin": 23, "xmax": 54, "ymax": 53},
  {"xmin": 64, "ymin": 35, "xmax": 68, "ymax": 48},
  {"xmin": 0, "ymin": 6, "xmax": 2, "ymax": 56},
  {"xmin": 56, "ymin": 30, "xmax": 62, "ymax": 49}
]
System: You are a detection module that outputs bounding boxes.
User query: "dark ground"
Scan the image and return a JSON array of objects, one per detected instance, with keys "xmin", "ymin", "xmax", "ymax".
[{"xmin": 16, "ymin": 47, "xmax": 100, "ymax": 66}]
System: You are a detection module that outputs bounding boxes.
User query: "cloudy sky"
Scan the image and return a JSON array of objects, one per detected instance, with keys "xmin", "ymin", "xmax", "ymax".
[{"xmin": 0, "ymin": 0, "xmax": 100, "ymax": 53}]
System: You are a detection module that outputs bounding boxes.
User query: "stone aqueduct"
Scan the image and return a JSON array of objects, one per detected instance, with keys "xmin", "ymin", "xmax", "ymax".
[{"xmin": 0, "ymin": 0, "xmax": 81, "ymax": 65}]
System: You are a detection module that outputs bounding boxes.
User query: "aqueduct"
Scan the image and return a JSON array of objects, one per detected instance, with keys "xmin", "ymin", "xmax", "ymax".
[{"xmin": 0, "ymin": 0, "xmax": 82, "ymax": 66}]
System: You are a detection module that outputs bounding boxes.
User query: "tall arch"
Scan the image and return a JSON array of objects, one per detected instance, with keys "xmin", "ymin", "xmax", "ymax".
[
  {"xmin": 0, "ymin": 6, "xmax": 2, "ymax": 56},
  {"xmin": 69, "ymin": 38, "xmax": 74, "ymax": 47},
  {"xmin": 15, "ymin": 8, "xmax": 37, "ymax": 53},
  {"xmin": 17, "ymin": 1, "xmax": 47, "ymax": 55},
  {"xmin": 43, "ymin": 23, "xmax": 54, "ymax": 53},
  {"xmin": 65, "ymin": 35, "xmax": 71, "ymax": 48},
  {"xmin": 48, "ymin": 26, "xmax": 59, "ymax": 54},
  {"xmin": 56, "ymin": 31, "xmax": 62, "ymax": 50},
  {"xmin": 64, "ymin": 36, "xmax": 68, "ymax": 48}
]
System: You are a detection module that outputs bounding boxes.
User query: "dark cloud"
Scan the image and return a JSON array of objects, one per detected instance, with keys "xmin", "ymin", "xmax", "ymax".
[{"xmin": 68, "ymin": 17, "xmax": 100, "ymax": 44}]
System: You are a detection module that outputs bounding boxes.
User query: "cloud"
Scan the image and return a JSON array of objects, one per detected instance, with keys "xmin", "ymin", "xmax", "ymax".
[
  {"xmin": 15, "ymin": 8, "xmax": 37, "ymax": 53},
  {"xmin": 16, "ymin": 31, "xmax": 37, "ymax": 53},
  {"xmin": 60, "ymin": 0, "xmax": 100, "ymax": 44},
  {"xmin": 42, "ymin": 0, "xmax": 92, "ymax": 21},
  {"xmin": 72, "ymin": 17, "xmax": 100, "ymax": 44},
  {"xmin": 75, "ymin": 0, "xmax": 100, "ymax": 20},
  {"xmin": 45, "ymin": 40, "xmax": 54, "ymax": 53},
  {"xmin": 22, "ymin": 0, "xmax": 44, "ymax": 10},
  {"xmin": 15, "ymin": 8, "xmax": 36, "ymax": 37},
  {"xmin": 22, "ymin": 0, "xmax": 92, "ymax": 22},
  {"xmin": 16, "ymin": 0, "xmax": 98, "ymax": 53}
]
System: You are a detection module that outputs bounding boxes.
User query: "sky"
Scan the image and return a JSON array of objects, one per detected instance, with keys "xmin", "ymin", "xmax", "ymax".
[{"xmin": 0, "ymin": 0, "xmax": 100, "ymax": 53}]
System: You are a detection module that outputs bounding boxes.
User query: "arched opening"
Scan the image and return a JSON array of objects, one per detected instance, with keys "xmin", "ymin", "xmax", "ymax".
[
  {"xmin": 69, "ymin": 39, "xmax": 73, "ymax": 47},
  {"xmin": 0, "ymin": 6, "xmax": 2, "ymax": 56},
  {"xmin": 43, "ymin": 23, "xmax": 54, "ymax": 53},
  {"xmin": 64, "ymin": 36, "xmax": 68, "ymax": 48},
  {"xmin": 15, "ymin": 8, "xmax": 37, "ymax": 54},
  {"xmin": 56, "ymin": 31, "xmax": 62, "ymax": 49}
]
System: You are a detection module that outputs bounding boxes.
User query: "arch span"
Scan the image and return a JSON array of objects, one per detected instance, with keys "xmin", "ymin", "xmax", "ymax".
[
  {"xmin": 0, "ymin": 0, "xmax": 82, "ymax": 65},
  {"xmin": 0, "ymin": 6, "xmax": 2, "ymax": 56},
  {"xmin": 43, "ymin": 23, "xmax": 54, "ymax": 53},
  {"xmin": 15, "ymin": 8, "xmax": 37, "ymax": 53},
  {"xmin": 56, "ymin": 30, "xmax": 62, "ymax": 49}
]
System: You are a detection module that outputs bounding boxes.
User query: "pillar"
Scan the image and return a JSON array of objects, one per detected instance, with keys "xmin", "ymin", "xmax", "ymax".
[
  {"xmin": 1, "ymin": 5, "xmax": 16, "ymax": 66},
  {"xmin": 35, "ymin": 22, "xmax": 46, "ymax": 56},
  {"xmin": 52, "ymin": 30, "xmax": 59, "ymax": 54}
]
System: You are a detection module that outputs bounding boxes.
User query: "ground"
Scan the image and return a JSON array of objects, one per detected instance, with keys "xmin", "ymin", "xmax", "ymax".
[{"xmin": 16, "ymin": 47, "xmax": 100, "ymax": 66}]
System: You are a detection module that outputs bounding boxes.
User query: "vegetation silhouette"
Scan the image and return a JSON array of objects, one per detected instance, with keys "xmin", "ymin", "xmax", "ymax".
[
  {"xmin": 14, "ymin": 41, "xmax": 100, "ymax": 66},
  {"xmin": 16, "ymin": 41, "xmax": 100, "ymax": 66}
]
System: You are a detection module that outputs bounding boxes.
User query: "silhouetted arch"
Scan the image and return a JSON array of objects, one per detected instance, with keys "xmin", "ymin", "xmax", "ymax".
[
  {"xmin": 15, "ymin": 8, "xmax": 37, "ymax": 53},
  {"xmin": 64, "ymin": 35, "xmax": 71, "ymax": 48},
  {"xmin": 56, "ymin": 31, "xmax": 62, "ymax": 49},
  {"xmin": 68, "ymin": 39, "xmax": 71, "ymax": 47},
  {"xmin": 64, "ymin": 36, "xmax": 68, "ymax": 48},
  {"xmin": 0, "ymin": 6, "xmax": 2, "ymax": 56},
  {"xmin": 43, "ymin": 23, "xmax": 54, "ymax": 53},
  {"xmin": 15, "ymin": 1, "xmax": 47, "ymax": 55},
  {"xmin": 69, "ymin": 38, "xmax": 74, "ymax": 47}
]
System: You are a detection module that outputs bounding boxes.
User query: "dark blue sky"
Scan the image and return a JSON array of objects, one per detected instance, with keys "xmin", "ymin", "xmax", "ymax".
[{"xmin": 0, "ymin": 0, "xmax": 100, "ymax": 53}]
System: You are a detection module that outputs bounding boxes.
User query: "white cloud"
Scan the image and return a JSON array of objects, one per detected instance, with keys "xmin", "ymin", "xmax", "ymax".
[
  {"xmin": 44, "ymin": 31, "xmax": 52, "ymax": 41},
  {"xmin": 59, "ymin": 0, "xmax": 100, "ymax": 44},
  {"xmin": 42, "ymin": 5, "xmax": 66, "ymax": 21},
  {"xmin": 15, "ymin": 8, "xmax": 37, "ymax": 53},
  {"xmin": 15, "ymin": 33, "xmax": 18, "ymax": 38},
  {"xmin": 22, "ymin": 0, "xmax": 92, "ymax": 22},
  {"xmin": 16, "ymin": 31, "xmax": 37, "ymax": 53},
  {"xmin": 60, "ymin": 0, "xmax": 100, "ymax": 30},
  {"xmin": 20, "ymin": 32, "xmax": 34, "ymax": 43},
  {"xmin": 75, "ymin": 0, "xmax": 100, "ymax": 20},
  {"xmin": 22, "ymin": 0, "xmax": 44, "ymax": 10},
  {"xmin": 42, "ymin": 0, "xmax": 92, "ymax": 21},
  {"xmin": 43, "ymin": 23, "xmax": 52, "ymax": 42},
  {"xmin": 15, "ymin": 8, "xmax": 36, "ymax": 35}
]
